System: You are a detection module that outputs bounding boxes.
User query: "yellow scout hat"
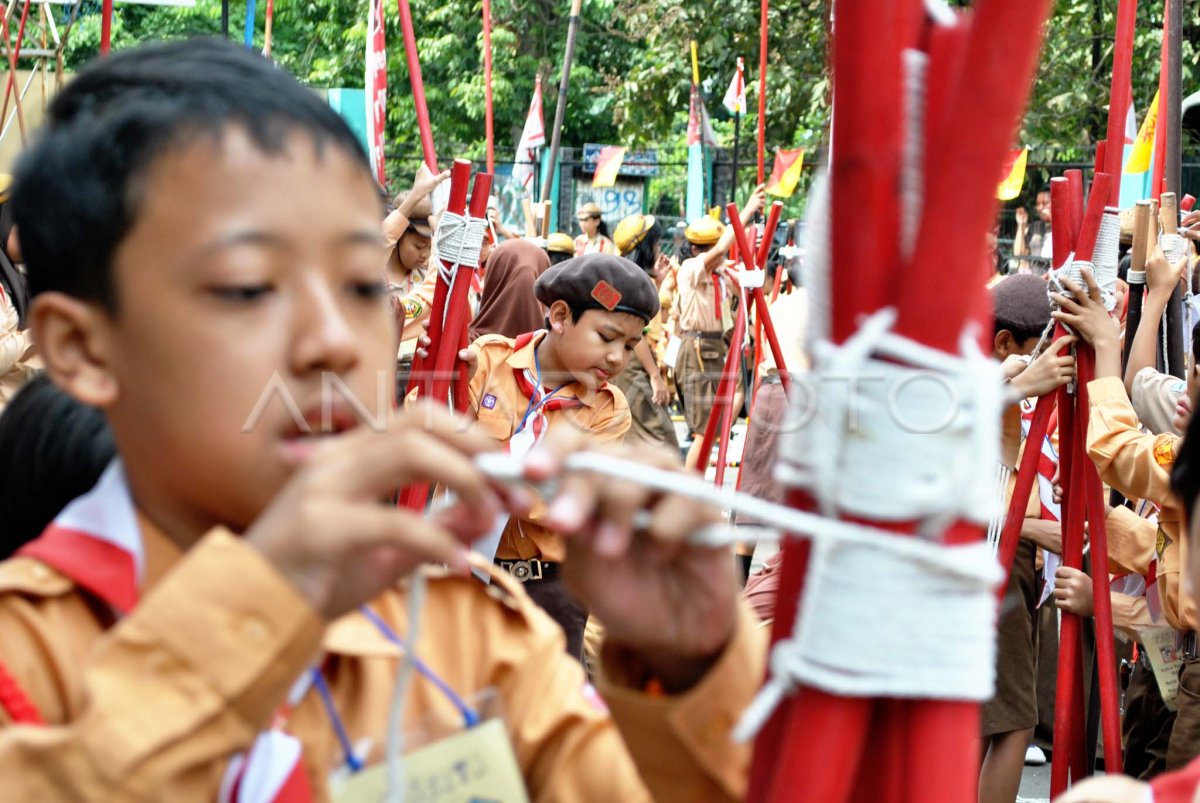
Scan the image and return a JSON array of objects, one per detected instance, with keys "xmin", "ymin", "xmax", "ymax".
[
  {"xmin": 685, "ymin": 216, "xmax": 724, "ymax": 245},
  {"xmin": 613, "ymin": 213, "xmax": 656, "ymax": 255},
  {"xmin": 576, "ymin": 201, "xmax": 603, "ymax": 219},
  {"xmin": 546, "ymin": 232, "xmax": 575, "ymax": 254}
]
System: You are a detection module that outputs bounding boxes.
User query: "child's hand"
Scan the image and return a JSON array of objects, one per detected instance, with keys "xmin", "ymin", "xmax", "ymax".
[
  {"xmin": 650, "ymin": 373, "xmax": 671, "ymax": 406},
  {"xmin": 1021, "ymin": 518, "xmax": 1063, "ymax": 557},
  {"xmin": 745, "ymin": 184, "xmax": 767, "ymax": 217},
  {"xmin": 1182, "ymin": 210, "xmax": 1200, "ymax": 244},
  {"xmin": 1145, "ymin": 243, "xmax": 1187, "ymax": 297},
  {"xmin": 410, "ymin": 163, "xmax": 452, "ymax": 201},
  {"xmin": 244, "ymin": 404, "xmax": 502, "ymax": 621},
  {"xmin": 1053, "ymin": 566, "xmax": 1094, "ymax": 617},
  {"xmin": 526, "ymin": 428, "xmax": 734, "ymax": 693},
  {"xmin": 1015, "ymin": 207, "xmax": 1028, "ymax": 227},
  {"xmin": 1051, "ymin": 270, "xmax": 1119, "ymax": 350},
  {"xmin": 1011, "ymin": 334, "xmax": 1076, "ymax": 399}
]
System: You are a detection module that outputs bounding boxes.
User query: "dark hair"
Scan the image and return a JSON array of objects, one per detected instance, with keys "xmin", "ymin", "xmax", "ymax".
[
  {"xmin": 676, "ymin": 239, "xmax": 714, "ymax": 262},
  {"xmin": 991, "ymin": 274, "xmax": 1052, "ymax": 342},
  {"xmin": 623, "ymin": 219, "xmax": 663, "ymax": 274},
  {"xmin": 1173, "ymin": 361, "xmax": 1200, "ymax": 523},
  {"xmin": 0, "ymin": 375, "xmax": 116, "ymax": 558},
  {"xmin": 11, "ymin": 38, "xmax": 373, "ymax": 313},
  {"xmin": 547, "ymin": 249, "xmax": 573, "ymax": 266}
]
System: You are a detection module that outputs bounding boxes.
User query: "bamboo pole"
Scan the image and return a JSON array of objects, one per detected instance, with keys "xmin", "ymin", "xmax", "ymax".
[{"xmin": 540, "ymin": 0, "xmax": 582, "ymax": 204}]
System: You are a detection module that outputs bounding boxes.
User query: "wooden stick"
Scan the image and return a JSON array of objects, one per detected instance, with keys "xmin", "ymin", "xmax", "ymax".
[
  {"xmin": 1102, "ymin": 0, "xmax": 1136, "ymax": 206},
  {"xmin": 1122, "ymin": 201, "xmax": 1153, "ymax": 369},
  {"xmin": 521, "ymin": 198, "xmax": 536, "ymax": 236},
  {"xmin": 756, "ymin": 0, "xmax": 768, "ymax": 185},
  {"xmin": 482, "ymin": 0, "xmax": 494, "ymax": 174},
  {"xmin": 395, "ymin": 0, "xmax": 437, "ymax": 170},
  {"xmin": 541, "ymin": 0, "xmax": 583, "ymax": 203},
  {"xmin": 540, "ymin": 199, "xmax": 552, "ymax": 239},
  {"xmin": 1160, "ymin": 191, "xmax": 1179, "ymax": 234},
  {"xmin": 262, "ymin": 0, "xmax": 274, "ymax": 56},
  {"xmin": 1164, "ymin": 0, "xmax": 1181, "ymax": 194}
]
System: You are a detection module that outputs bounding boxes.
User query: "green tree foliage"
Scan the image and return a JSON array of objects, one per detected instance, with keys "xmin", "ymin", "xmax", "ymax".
[{"xmin": 61, "ymin": 0, "xmax": 1198, "ymax": 175}]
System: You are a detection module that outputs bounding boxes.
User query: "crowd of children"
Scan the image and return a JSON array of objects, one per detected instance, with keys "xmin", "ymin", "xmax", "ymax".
[{"xmin": 3, "ymin": 33, "xmax": 1200, "ymax": 803}]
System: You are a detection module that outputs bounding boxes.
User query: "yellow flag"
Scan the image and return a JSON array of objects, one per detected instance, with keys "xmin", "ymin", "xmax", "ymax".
[
  {"xmin": 996, "ymin": 147, "xmax": 1028, "ymax": 201},
  {"xmin": 765, "ymin": 148, "xmax": 805, "ymax": 197},
  {"xmin": 1125, "ymin": 90, "xmax": 1158, "ymax": 174},
  {"xmin": 592, "ymin": 146, "xmax": 627, "ymax": 188}
]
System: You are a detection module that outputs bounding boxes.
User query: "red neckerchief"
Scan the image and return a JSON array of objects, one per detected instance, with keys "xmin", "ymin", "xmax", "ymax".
[
  {"xmin": 510, "ymin": 331, "xmax": 585, "ymax": 441},
  {"xmin": 14, "ymin": 461, "xmax": 314, "ymax": 803}
]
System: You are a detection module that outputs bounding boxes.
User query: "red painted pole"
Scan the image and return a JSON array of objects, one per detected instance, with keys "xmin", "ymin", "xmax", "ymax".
[
  {"xmin": 262, "ymin": 0, "xmax": 275, "ymax": 56},
  {"xmin": 395, "ymin": 0, "xmax": 437, "ymax": 170},
  {"xmin": 0, "ymin": 0, "xmax": 32, "ymax": 135},
  {"xmin": 1152, "ymin": 0, "xmax": 1169, "ymax": 200},
  {"xmin": 1065, "ymin": 169, "xmax": 1085, "ymax": 254},
  {"xmin": 756, "ymin": 200, "xmax": 783, "ymax": 269},
  {"xmin": 713, "ymin": 285, "xmax": 747, "ymax": 487},
  {"xmin": 1103, "ymin": 0, "xmax": 1137, "ymax": 206},
  {"xmin": 100, "ymin": 0, "xmax": 113, "ymax": 54},
  {"xmin": 756, "ymin": 0, "xmax": 768, "ymax": 185},
  {"xmin": 482, "ymin": 0, "xmax": 494, "ymax": 174}
]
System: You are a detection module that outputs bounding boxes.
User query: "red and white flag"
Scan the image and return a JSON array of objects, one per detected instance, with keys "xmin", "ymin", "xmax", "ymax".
[
  {"xmin": 1124, "ymin": 89, "xmax": 1138, "ymax": 145},
  {"xmin": 513, "ymin": 76, "xmax": 545, "ymax": 191},
  {"xmin": 364, "ymin": 0, "xmax": 387, "ymax": 187},
  {"xmin": 722, "ymin": 57, "xmax": 747, "ymax": 115},
  {"xmin": 687, "ymin": 85, "xmax": 718, "ymax": 148}
]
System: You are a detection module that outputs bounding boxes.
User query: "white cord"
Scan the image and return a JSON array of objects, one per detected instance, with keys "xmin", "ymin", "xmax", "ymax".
[{"xmin": 385, "ymin": 571, "xmax": 427, "ymax": 803}]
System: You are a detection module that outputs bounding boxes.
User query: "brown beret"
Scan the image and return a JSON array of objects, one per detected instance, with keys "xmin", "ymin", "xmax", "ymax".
[{"xmin": 535, "ymin": 253, "xmax": 660, "ymax": 322}]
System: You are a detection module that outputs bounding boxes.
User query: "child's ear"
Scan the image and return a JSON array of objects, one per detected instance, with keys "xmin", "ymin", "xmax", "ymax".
[
  {"xmin": 993, "ymin": 330, "xmax": 1014, "ymax": 359},
  {"xmin": 30, "ymin": 293, "xmax": 120, "ymax": 408},
  {"xmin": 547, "ymin": 300, "xmax": 572, "ymax": 333}
]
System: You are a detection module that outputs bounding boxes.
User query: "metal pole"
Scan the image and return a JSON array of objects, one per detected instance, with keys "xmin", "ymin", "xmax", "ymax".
[
  {"xmin": 221, "ymin": 0, "xmax": 229, "ymax": 37},
  {"xmin": 540, "ymin": 0, "xmax": 582, "ymax": 204}
]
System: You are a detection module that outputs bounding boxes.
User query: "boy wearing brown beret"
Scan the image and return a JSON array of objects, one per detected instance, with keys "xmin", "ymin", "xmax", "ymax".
[{"xmin": 465, "ymin": 253, "xmax": 658, "ymax": 657}]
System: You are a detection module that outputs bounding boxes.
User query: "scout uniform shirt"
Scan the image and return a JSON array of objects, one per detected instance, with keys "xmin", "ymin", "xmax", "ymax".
[
  {"xmin": 573, "ymin": 233, "xmax": 615, "ymax": 257},
  {"xmin": 468, "ymin": 330, "xmax": 631, "ymax": 562},
  {"xmin": 0, "ymin": 465, "xmax": 763, "ymax": 801},
  {"xmin": 1087, "ymin": 375, "xmax": 1195, "ymax": 632},
  {"xmin": 674, "ymin": 257, "xmax": 727, "ymax": 335}
]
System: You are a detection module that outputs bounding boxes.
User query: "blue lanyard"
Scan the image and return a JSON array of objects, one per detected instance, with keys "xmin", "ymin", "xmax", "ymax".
[
  {"xmin": 516, "ymin": 342, "xmax": 569, "ymax": 435},
  {"xmin": 310, "ymin": 605, "xmax": 482, "ymax": 774}
]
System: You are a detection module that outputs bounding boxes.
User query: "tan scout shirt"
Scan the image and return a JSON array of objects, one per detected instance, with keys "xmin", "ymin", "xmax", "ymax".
[
  {"xmin": 1087, "ymin": 376, "xmax": 1194, "ymax": 631},
  {"xmin": 675, "ymin": 257, "xmax": 725, "ymax": 334},
  {"xmin": 468, "ymin": 331, "xmax": 631, "ymax": 561},
  {"xmin": 0, "ymin": 521, "xmax": 764, "ymax": 801}
]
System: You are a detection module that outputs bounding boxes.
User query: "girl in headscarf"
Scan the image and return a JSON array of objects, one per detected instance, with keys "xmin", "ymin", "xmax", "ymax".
[{"xmin": 469, "ymin": 238, "xmax": 551, "ymax": 342}]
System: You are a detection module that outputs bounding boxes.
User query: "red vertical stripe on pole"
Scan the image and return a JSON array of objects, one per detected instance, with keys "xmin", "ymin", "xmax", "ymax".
[
  {"xmin": 756, "ymin": 0, "xmax": 768, "ymax": 185},
  {"xmin": 1103, "ymin": 0, "xmax": 1137, "ymax": 205},
  {"xmin": 483, "ymin": 0, "xmax": 494, "ymax": 174},
  {"xmin": 100, "ymin": 0, "xmax": 113, "ymax": 54},
  {"xmin": 396, "ymin": 0, "xmax": 437, "ymax": 170}
]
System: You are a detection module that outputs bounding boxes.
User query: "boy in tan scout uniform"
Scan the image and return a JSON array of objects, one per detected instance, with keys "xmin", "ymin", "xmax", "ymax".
[
  {"xmin": 674, "ymin": 186, "xmax": 764, "ymax": 469},
  {"xmin": 464, "ymin": 254, "xmax": 657, "ymax": 659},
  {"xmin": 0, "ymin": 40, "xmax": 764, "ymax": 801}
]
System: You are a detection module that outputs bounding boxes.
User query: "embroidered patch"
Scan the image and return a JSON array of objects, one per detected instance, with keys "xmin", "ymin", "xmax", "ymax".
[
  {"xmin": 1157, "ymin": 525, "xmax": 1172, "ymax": 560},
  {"xmin": 482, "ymin": 393, "xmax": 498, "ymax": 410},
  {"xmin": 1154, "ymin": 439, "xmax": 1176, "ymax": 467},
  {"xmin": 402, "ymin": 298, "xmax": 425, "ymax": 319},
  {"xmin": 591, "ymin": 280, "xmax": 622, "ymax": 311}
]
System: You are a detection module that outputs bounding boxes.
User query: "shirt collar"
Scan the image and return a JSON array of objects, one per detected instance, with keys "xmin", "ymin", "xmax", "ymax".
[{"xmin": 505, "ymin": 329, "xmax": 599, "ymax": 407}]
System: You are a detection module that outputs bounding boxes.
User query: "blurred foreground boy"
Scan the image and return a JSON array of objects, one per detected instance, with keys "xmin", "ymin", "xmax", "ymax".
[{"xmin": 0, "ymin": 39, "xmax": 762, "ymax": 801}]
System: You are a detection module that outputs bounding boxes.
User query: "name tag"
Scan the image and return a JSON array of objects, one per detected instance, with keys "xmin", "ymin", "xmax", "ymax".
[
  {"xmin": 334, "ymin": 718, "xmax": 529, "ymax": 803},
  {"xmin": 1137, "ymin": 625, "xmax": 1183, "ymax": 711}
]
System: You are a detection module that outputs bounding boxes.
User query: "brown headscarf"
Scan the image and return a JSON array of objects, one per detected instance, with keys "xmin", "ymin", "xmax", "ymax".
[{"xmin": 468, "ymin": 238, "xmax": 551, "ymax": 342}]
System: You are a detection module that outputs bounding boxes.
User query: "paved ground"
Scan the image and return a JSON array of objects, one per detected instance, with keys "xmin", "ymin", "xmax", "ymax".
[{"xmin": 1019, "ymin": 761, "xmax": 1051, "ymax": 802}]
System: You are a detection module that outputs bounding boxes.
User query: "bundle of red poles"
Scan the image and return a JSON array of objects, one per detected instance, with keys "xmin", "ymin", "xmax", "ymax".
[
  {"xmin": 693, "ymin": 200, "xmax": 790, "ymax": 484},
  {"xmin": 748, "ymin": 1, "xmax": 1051, "ymax": 800}
]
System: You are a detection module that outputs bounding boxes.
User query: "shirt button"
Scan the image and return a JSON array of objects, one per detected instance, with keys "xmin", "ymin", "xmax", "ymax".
[{"xmin": 239, "ymin": 616, "xmax": 271, "ymax": 645}]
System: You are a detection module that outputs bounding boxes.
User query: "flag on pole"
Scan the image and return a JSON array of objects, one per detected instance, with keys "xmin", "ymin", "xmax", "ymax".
[
  {"xmin": 364, "ymin": 0, "xmax": 388, "ymax": 187},
  {"xmin": 723, "ymin": 57, "xmax": 747, "ymax": 115},
  {"xmin": 996, "ymin": 147, "xmax": 1029, "ymax": 200},
  {"xmin": 764, "ymin": 148, "xmax": 805, "ymax": 197},
  {"xmin": 592, "ymin": 146, "xmax": 627, "ymax": 188},
  {"xmin": 513, "ymin": 76, "xmax": 545, "ymax": 191},
  {"xmin": 1125, "ymin": 90, "xmax": 1159, "ymax": 174},
  {"xmin": 687, "ymin": 85, "xmax": 719, "ymax": 148}
]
